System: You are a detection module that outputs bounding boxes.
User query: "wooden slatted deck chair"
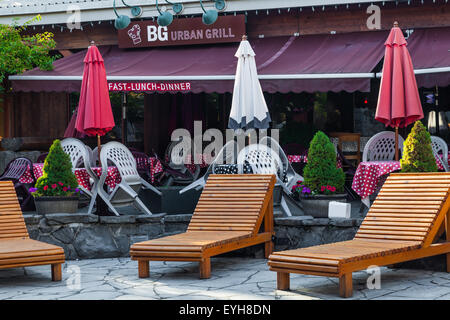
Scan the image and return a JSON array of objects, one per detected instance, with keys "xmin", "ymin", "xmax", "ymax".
[
  {"xmin": 130, "ymin": 174, "xmax": 276, "ymax": 279},
  {"xmin": 0, "ymin": 181, "xmax": 65, "ymax": 281},
  {"xmin": 268, "ymin": 172, "xmax": 450, "ymax": 298}
]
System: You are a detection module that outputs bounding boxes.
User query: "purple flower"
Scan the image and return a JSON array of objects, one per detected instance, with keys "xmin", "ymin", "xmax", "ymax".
[{"xmin": 28, "ymin": 187, "xmax": 37, "ymax": 193}]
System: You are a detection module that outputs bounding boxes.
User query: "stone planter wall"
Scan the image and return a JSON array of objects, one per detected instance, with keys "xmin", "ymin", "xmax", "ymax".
[
  {"xmin": 23, "ymin": 213, "xmax": 362, "ymax": 260},
  {"xmin": 23, "ymin": 213, "xmax": 447, "ymax": 271}
]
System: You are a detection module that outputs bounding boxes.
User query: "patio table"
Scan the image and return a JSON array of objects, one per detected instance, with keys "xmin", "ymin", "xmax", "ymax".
[
  {"xmin": 354, "ymin": 154, "xmax": 450, "ymax": 208},
  {"xmin": 352, "ymin": 161, "xmax": 401, "ymax": 208},
  {"xmin": 19, "ymin": 163, "xmax": 121, "ymax": 191}
]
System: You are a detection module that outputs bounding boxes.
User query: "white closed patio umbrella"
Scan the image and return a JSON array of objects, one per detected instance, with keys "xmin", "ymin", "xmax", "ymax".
[{"xmin": 228, "ymin": 35, "xmax": 271, "ymax": 130}]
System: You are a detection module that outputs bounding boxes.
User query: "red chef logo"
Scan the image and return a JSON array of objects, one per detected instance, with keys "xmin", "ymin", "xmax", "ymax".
[{"xmin": 128, "ymin": 24, "xmax": 142, "ymax": 45}]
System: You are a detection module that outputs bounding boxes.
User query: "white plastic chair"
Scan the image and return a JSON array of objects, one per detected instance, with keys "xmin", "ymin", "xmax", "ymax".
[
  {"xmin": 431, "ymin": 136, "xmax": 449, "ymax": 172},
  {"xmin": 362, "ymin": 131, "xmax": 405, "ymax": 162},
  {"xmin": 96, "ymin": 141, "xmax": 162, "ymax": 216},
  {"xmin": 60, "ymin": 138, "xmax": 98, "ymax": 215},
  {"xmin": 179, "ymin": 140, "xmax": 238, "ymax": 194},
  {"xmin": 237, "ymin": 143, "xmax": 302, "ymax": 217}
]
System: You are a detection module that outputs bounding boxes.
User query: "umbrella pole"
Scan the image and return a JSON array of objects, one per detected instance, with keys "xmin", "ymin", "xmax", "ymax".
[
  {"xmin": 97, "ymin": 134, "xmax": 102, "ymax": 167},
  {"xmin": 395, "ymin": 127, "xmax": 399, "ymax": 161}
]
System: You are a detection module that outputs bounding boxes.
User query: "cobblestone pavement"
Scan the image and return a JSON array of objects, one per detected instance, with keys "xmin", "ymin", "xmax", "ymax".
[{"xmin": 0, "ymin": 258, "xmax": 450, "ymax": 300}]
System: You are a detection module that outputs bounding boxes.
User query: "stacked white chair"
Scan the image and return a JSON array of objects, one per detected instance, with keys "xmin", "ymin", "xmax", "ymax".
[
  {"xmin": 431, "ymin": 135, "xmax": 449, "ymax": 172},
  {"xmin": 362, "ymin": 131, "xmax": 405, "ymax": 162},
  {"xmin": 97, "ymin": 141, "xmax": 161, "ymax": 216},
  {"xmin": 60, "ymin": 138, "xmax": 98, "ymax": 215}
]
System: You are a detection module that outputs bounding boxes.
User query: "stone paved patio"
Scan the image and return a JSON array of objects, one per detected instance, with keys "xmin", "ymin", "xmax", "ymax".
[{"xmin": 1, "ymin": 257, "xmax": 450, "ymax": 300}]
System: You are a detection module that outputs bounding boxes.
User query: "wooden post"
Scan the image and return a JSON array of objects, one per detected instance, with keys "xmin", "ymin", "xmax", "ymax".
[
  {"xmin": 97, "ymin": 134, "xmax": 102, "ymax": 167},
  {"xmin": 277, "ymin": 272, "xmax": 290, "ymax": 290},
  {"xmin": 339, "ymin": 273, "xmax": 353, "ymax": 298},
  {"xmin": 51, "ymin": 264, "xmax": 62, "ymax": 281},
  {"xmin": 138, "ymin": 260, "xmax": 150, "ymax": 278},
  {"xmin": 264, "ymin": 194, "xmax": 274, "ymax": 258},
  {"xmin": 199, "ymin": 258, "xmax": 211, "ymax": 279},
  {"xmin": 395, "ymin": 127, "xmax": 399, "ymax": 161}
]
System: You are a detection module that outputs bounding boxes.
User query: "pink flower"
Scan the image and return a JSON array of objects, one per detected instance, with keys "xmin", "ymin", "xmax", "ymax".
[
  {"xmin": 43, "ymin": 185, "xmax": 48, "ymax": 191},
  {"xmin": 326, "ymin": 185, "xmax": 332, "ymax": 190},
  {"xmin": 63, "ymin": 187, "xmax": 68, "ymax": 192},
  {"xmin": 330, "ymin": 186, "xmax": 336, "ymax": 192},
  {"xmin": 321, "ymin": 186, "xmax": 326, "ymax": 192},
  {"xmin": 51, "ymin": 184, "xmax": 57, "ymax": 189},
  {"xmin": 58, "ymin": 182, "xmax": 64, "ymax": 186}
]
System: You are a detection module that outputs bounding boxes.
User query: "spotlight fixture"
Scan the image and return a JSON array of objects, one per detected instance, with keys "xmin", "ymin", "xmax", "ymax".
[
  {"xmin": 200, "ymin": 0, "xmax": 218, "ymax": 25},
  {"xmin": 113, "ymin": 0, "xmax": 142, "ymax": 30}
]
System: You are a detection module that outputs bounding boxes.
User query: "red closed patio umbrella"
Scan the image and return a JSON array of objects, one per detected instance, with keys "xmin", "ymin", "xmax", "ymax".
[
  {"xmin": 375, "ymin": 22, "xmax": 424, "ymax": 160},
  {"xmin": 75, "ymin": 41, "xmax": 115, "ymax": 163}
]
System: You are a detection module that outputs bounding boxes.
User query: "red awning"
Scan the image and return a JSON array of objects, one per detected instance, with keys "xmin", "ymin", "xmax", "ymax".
[
  {"xmin": 11, "ymin": 31, "xmax": 389, "ymax": 93},
  {"xmin": 405, "ymin": 27, "xmax": 450, "ymax": 88}
]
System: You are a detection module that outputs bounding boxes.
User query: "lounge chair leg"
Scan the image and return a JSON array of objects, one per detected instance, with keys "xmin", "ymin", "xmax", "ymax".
[
  {"xmin": 264, "ymin": 241, "xmax": 274, "ymax": 259},
  {"xmin": 51, "ymin": 264, "xmax": 62, "ymax": 281},
  {"xmin": 199, "ymin": 258, "xmax": 211, "ymax": 279},
  {"xmin": 277, "ymin": 272, "xmax": 290, "ymax": 290},
  {"xmin": 138, "ymin": 260, "xmax": 150, "ymax": 278},
  {"xmin": 339, "ymin": 273, "xmax": 353, "ymax": 298}
]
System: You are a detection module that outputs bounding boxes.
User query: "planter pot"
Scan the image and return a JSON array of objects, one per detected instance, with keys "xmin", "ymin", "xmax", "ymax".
[
  {"xmin": 300, "ymin": 194, "xmax": 347, "ymax": 218},
  {"xmin": 34, "ymin": 196, "xmax": 79, "ymax": 215}
]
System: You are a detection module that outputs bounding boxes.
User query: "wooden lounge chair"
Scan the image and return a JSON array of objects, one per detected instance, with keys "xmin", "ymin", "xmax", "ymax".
[
  {"xmin": 268, "ymin": 172, "xmax": 450, "ymax": 298},
  {"xmin": 130, "ymin": 174, "xmax": 276, "ymax": 279},
  {"xmin": 0, "ymin": 181, "xmax": 65, "ymax": 281}
]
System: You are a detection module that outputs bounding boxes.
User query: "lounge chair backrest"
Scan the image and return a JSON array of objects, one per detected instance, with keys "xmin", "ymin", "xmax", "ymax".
[
  {"xmin": 362, "ymin": 131, "xmax": 404, "ymax": 162},
  {"xmin": 188, "ymin": 174, "xmax": 275, "ymax": 234},
  {"xmin": 431, "ymin": 136, "xmax": 449, "ymax": 172},
  {"xmin": 355, "ymin": 172, "xmax": 450, "ymax": 246},
  {"xmin": 0, "ymin": 181, "xmax": 29, "ymax": 240}
]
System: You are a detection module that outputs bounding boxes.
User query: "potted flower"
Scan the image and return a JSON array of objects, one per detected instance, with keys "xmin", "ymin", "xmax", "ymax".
[
  {"xmin": 400, "ymin": 121, "xmax": 438, "ymax": 172},
  {"xmin": 295, "ymin": 131, "xmax": 346, "ymax": 217},
  {"xmin": 30, "ymin": 139, "xmax": 81, "ymax": 214}
]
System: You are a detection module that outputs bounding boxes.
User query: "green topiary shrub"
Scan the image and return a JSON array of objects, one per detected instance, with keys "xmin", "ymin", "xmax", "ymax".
[
  {"xmin": 32, "ymin": 140, "xmax": 80, "ymax": 197},
  {"xmin": 400, "ymin": 121, "xmax": 438, "ymax": 173},
  {"xmin": 302, "ymin": 131, "xmax": 345, "ymax": 195}
]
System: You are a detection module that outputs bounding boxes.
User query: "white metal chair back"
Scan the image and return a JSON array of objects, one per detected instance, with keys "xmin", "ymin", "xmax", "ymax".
[
  {"xmin": 61, "ymin": 138, "xmax": 87, "ymax": 169},
  {"xmin": 237, "ymin": 143, "xmax": 281, "ymax": 176},
  {"xmin": 260, "ymin": 136, "xmax": 303, "ymax": 190},
  {"xmin": 362, "ymin": 131, "xmax": 404, "ymax": 162},
  {"xmin": 431, "ymin": 136, "xmax": 449, "ymax": 172},
  {"xmin": 100, "ymin": 142, "xmax": 140, "ymax": 185}
]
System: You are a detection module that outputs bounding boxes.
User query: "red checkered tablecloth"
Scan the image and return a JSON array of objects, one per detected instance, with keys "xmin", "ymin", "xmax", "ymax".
[
  {"xmin": 19, "ymin": 163, "xmax": 122, "ymax": 191},
  {"xmin": 288, "ymin": 154, "xmax": 343, "ymax": 168},
  {"xmin": 352, "ymin": 161, "xmax": 401, "ymax": 207},
  {"xmin": 149, "ymin": 157, "xmax": 163, "ymax": 183}
]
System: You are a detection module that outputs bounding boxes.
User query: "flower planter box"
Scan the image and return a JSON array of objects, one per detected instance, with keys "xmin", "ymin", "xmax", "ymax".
[
  {"xmin": 300, "ymin": 194, "xmax": 347, "ymax": 218},
  {"xmin": 34, "ymin": 196, "xmax": 79, "ymax": 215}
]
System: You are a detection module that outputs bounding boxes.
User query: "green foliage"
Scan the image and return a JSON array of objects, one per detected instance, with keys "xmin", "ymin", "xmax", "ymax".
[
  {"xmin": 33, "ymin": 140, "xmax": 80, "ymax": 197},
  {"xmin": 400, "ymin": 121, "xmax": 438, "ymax": 173},
  {"xmin": 0, "ymin": 15, "xmax": 57, "ymax": 89},
  {"xmin": 303, "ymin": 131, "xmax": 345, "ymax": 194}
]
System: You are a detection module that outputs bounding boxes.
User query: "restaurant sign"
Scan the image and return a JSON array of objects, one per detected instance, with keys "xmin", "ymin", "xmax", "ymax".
[
  {"xmin": 108, "ymin": 82, "xmax": 192, "ymax": 92},
  {"xmin": 118, "ymin": 15, "xmax": 245, "ymax": 48}
]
